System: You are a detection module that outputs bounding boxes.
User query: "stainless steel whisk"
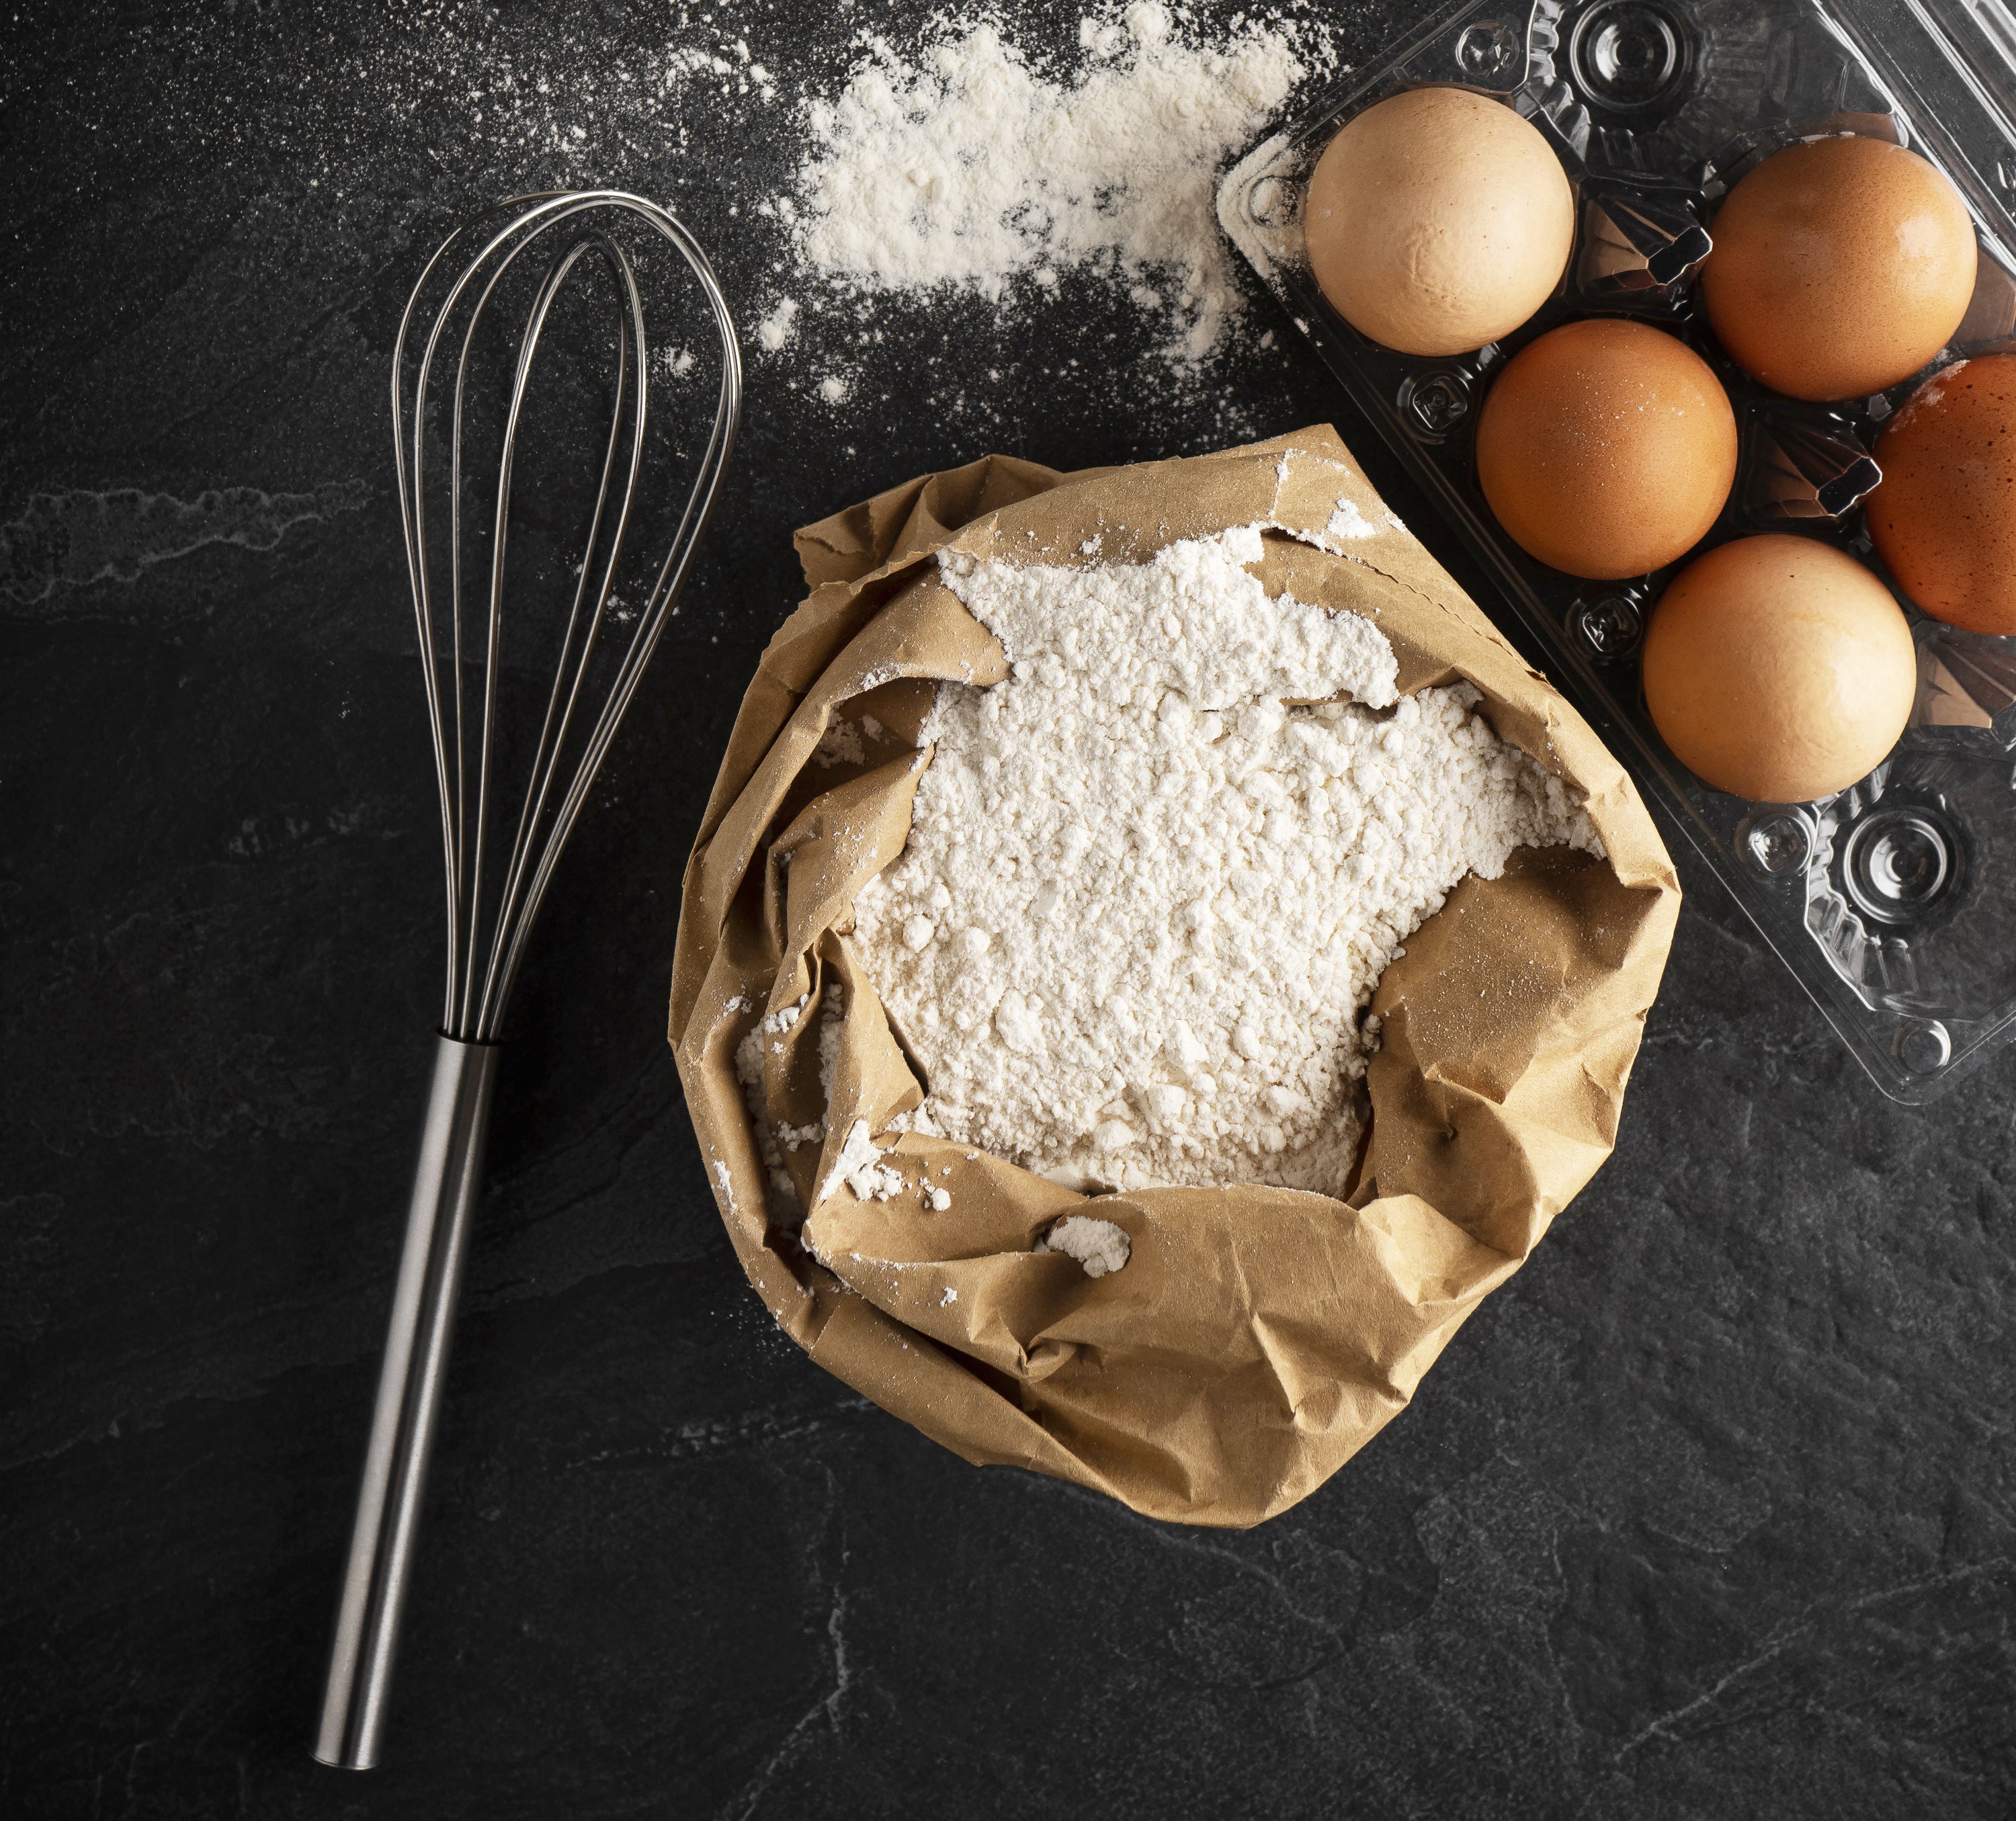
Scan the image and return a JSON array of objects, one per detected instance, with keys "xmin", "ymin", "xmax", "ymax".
[{"xmin": 315, "ymin": 190, "xmax": 741, "ymax": 1773}]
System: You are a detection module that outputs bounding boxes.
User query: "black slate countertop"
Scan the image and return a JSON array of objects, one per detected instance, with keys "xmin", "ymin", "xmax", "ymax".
[{"xmin": 5, "ymin": 3, "xmax": 2013, "ymax": 1816}]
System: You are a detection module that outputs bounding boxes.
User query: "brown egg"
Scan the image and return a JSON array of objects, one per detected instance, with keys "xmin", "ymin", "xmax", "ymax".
[
  {"xmin": 1702, "ymin": 136, "xmax": 1977, "ymax": 402},
  {"xmin": 1303, "ymin": 87, "xmax": 1574, "ymax": 357},
  {"xmin": 1474, "ymin": 319, "xmax": 1737, "ymax": 579},
  {"xmin": 1642, "ymin": 535, "xmax": 1917, "ymax": 801},
  {"xmin": 1868, "ymin": 355, "xmax": 2016, "ymax": 634}
]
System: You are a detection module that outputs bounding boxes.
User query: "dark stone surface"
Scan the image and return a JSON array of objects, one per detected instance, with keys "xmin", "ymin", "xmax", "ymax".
[{"xmin": 3, "ymin": 3, "xmax": 2011, "ymax": 1816}]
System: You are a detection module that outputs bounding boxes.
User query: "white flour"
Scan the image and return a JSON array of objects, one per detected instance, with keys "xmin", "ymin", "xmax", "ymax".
[
  {"xmin": 765, "ymin": 3, "xmax": 1332, "ymax": 372},
  {"xmin": 1037, "ymin": 1215, "xmax": 1132, "ymax": 1277},
  {"xmin": 851, "ymin": 527, "xmax": 1601, "ymax": 1197},
  {"xmin": 819, "ymin": 1119, "xmax": 907, "ymax": 1205}
]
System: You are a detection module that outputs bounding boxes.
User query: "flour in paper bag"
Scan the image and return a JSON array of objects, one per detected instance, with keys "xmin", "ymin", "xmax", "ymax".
[{"xmin": 852, "ymin": 526, "xmax": 1601, "ymax": 1199}]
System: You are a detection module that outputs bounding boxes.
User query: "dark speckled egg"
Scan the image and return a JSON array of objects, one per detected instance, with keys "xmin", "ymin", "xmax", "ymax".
[{"xmin": 1870, "ymin": 354, "xmax": 2016, "ymax": 635}]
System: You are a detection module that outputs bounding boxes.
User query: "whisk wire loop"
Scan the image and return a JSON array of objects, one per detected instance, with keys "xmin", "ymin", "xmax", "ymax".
[
  {"xmin": 473, "ymin": 234, "xmax": 645, "ymax": 1038},
  {"xmin": 389, "ymin": 190, "xmax": 741, "ymax": 1041}
]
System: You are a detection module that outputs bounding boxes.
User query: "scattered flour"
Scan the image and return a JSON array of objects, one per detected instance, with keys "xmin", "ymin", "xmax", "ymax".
[
  {"xmin": 1037, "ymin": 1214, "xmax": 1133, "ymax": 1277},
  {"xmin": 768, "ymin": 3, "xmax": 1333, "ymax": 372},
  {"xmin": 811, "ymin": 718, "xmax": 866, "ymax": 768},
  {"xmin": 756, "ymin": 298, "xmax": 800, "ymax": 352},
  {"xmin": 1325, "ymin": 497, "xmax": 1396, "ymax": 542},
  {"xmin": 820, "ymin": 1118, "xmax": 907, "ymax": 1205},
  {"xmin": 850, "ymin": 527, "xmax": 1601, "ymax": 1197}
]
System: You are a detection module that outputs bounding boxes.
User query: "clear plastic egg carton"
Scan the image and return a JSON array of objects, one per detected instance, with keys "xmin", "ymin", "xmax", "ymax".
[{"xmin": 1218, "ymin": 0, "xmax": 2016, "ymax": 1100}]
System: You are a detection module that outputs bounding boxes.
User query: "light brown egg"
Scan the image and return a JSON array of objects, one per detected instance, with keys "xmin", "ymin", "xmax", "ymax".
[
  {"xmin": 1702, "ymin": 136, "xmax": 1977, "ymax": 402},
  {"xmin": 1868, "ymin": 355, "xmax": 2016, "ymax": 634},
  {"xmin": 1642, "ymin": 535, "xmax": 1917, "ymax": 801},
  {"xmin": 1303, "ymin": 87, "xmax": 1574, "ymax": 357},
  {"xmin": 1474, "ymin": 318, "xmax": 1737, "ymax": 579}
]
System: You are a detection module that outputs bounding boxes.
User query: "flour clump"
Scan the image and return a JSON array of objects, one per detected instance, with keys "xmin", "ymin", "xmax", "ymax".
[
  {"xmin": 1036, "ymin": 1215, "xmax": 1132, "ymax": 1278},
  {"xmin": 851, "ymin": 527, "xmax": 1600, "ymax": 1195}
]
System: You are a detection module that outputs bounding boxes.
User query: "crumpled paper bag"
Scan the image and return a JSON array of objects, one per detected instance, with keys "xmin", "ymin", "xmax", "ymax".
[{"xmin": 670, "ymin": 427, "xmax": 1679, "ymax": 1527}]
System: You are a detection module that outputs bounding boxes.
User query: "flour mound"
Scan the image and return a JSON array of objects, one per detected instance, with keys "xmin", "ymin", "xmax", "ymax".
[
  {"xmin": 773, "ymin": 4, "xmax": 1329, "ymax": 370},
  {"xmin": 851, "ymin": 529, "xmax": 1601, "ymax": 1196}
]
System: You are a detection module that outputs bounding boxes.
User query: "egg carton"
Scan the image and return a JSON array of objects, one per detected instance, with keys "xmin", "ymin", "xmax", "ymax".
[{"xmin": 1219, "ymin": 0, "xmax": 2016, "ymax": 1100}]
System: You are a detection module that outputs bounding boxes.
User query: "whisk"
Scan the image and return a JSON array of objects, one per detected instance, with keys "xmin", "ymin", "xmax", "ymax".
[{"xmin": 314, "ymin": 190, "xmax": 741, "ymax": 1772}]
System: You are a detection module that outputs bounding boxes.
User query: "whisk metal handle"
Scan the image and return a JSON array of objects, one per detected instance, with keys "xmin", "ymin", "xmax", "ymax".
[{"xmin": 315, "ymin": 1033, "xmax": 501, "ymax": 1771}]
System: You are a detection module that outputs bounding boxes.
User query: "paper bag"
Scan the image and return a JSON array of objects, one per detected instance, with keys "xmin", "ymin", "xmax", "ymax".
[{"xmin": 669, "ymin": 428, "xmax": 1679, "ymax": 1527}]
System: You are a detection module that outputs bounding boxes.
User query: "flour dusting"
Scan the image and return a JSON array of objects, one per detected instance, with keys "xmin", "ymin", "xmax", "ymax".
[{"xmin": 764, "ymin": 3, "xmax": 1334, "ymax": 374}]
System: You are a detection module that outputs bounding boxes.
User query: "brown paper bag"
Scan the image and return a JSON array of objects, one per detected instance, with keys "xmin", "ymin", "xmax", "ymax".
[{"xmin": 669, "ymin": 427, "xmax": 1679, "ymax": 1527}]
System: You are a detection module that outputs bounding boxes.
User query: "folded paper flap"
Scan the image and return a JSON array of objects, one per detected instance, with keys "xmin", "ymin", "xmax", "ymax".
[
  {"xmin": 1358, "ymin": 845, "xmax": 1677, "ymax": 1259},
  {"xmin": 1384, "ymin": 848, "xmax": 1615, "ymax": 1103},
  {"xmin": 671, "ymin": 579, "xmax": 1007, "ymax": 1044},
  {"xmin": 799, "ymin": 936, "xmax": 927, "ymax": 1210},
  {"xmin": 1263, "ymin": 437, "xmax": 1516, "ymax": 643},
  {"xmin": 802, "ymin": 1287, "xmax": 1124, "ymax": 1494},
  {"xmin": 805, "ymin": 1179, "xmax": 1523, "ymax": 1527},
  {"xmin": 769, "ymin": 751, "xmax": 929, "ymax": 962},
  {"xmin": 794, "ymin": 452, "xmax": 1066, "ymax": 589},
  {"xmin": 671, "ymin": 427, "xmax": 1681, "ymax": 1527},
  {"xmin": 814, "ymin": 1179, "xmax": 1514, "ymax": 1324}
]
